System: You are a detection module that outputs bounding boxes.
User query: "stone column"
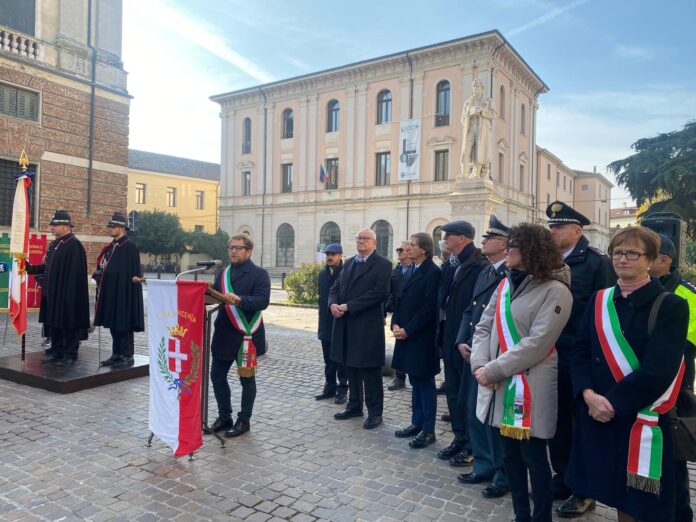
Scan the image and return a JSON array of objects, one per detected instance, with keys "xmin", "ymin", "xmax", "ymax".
[
  {"xmin": 355, "ymin": 85, "xmax": 368, "ymax": 188},
  {"xmin": 298, "ymin": 96, "xmax": 308, "ymax": 192},
  {"xmin": 307, "ymin": 94, "xmax": 318, "ymax": 193},
  {"xmin": 344, "ymin": 85, "xmax": 356, "ymax": 188},
  {"xmin": 220, "ymin": 108, "xmax": 235, "ymax": 199}
]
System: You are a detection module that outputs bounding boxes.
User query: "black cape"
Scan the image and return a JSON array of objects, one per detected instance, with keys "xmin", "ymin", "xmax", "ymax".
[
  {"xmin": 93, "ymin": 236, "xmax": 144, "ymax": 332},
  {"xmin": 28, "ymin": 233, "xmax": 90, "ymax": 329}
]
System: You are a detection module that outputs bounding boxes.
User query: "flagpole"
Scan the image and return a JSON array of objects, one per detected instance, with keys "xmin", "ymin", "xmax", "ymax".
[{"xmin": 21, "ymin": 334, "xmax": 25, "ymax": 365}]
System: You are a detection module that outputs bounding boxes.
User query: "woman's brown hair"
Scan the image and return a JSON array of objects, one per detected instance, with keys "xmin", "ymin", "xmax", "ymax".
[
  {"xmin": 508, "ymin": 223, "xmax": 564, "ymax": 280},
  {"xmin": 607, "ymin": 226, "xmax": 660, "ymax": 262}
]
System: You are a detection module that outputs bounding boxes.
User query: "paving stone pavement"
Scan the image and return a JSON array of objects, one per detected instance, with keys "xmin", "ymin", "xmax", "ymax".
[{"xmin": 0, "ymin": 304, "xmax": 693, "ymax": 521}]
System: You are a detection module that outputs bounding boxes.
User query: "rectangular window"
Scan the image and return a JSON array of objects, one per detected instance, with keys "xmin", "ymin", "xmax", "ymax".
[
  {"xmin": 498, "ymin": 152, "xmax": 504, "ymax": 183},
  {"xmin": 569, "ymin": 180, "xmax": 573, "ymax": 194},
  {"xmin": 325, "ymin": 158, "xmax": 339, "ymax": 190},
  {"xmin": 282, "ymin": 163, "xmax": 293, "ymax": 193},
  {"xmin": 435, "ymin": 150, "xmax": 449, "ymax": 182},
  {"xmin": 547, "ymin": 164, "xmax": 551, "ymax": 180},
  {"xmin": 135, "ymin": 183, "xmax": 146, "ymax": 204},
  {"xmin": 195, "ymin": 190, "xmax": 204, "ymax": 210},
  {"xmin": 0, "ymin": 83, "xmax": 38, "ymax": 121},
  {"xmin": 519, "ymin": 165, "xmax": 525, "ymax": 192},
  {"xmin": 166, "ymin": 186, "xmax": 176, "ymax": 207},
  {"xmin": 0, "ymin": 159, "xmax": 36, "ymax": 226},
  {"xmin": 563, "ymin": 176, "xmax": 566, "ymax": 191},
  {"xmin": 556, "ymin": 171, "xmax": 560, "ymax": 188},
  {"xmin": 375, "ymin": 152, "xmax": 391, "ymax": 186},
  {"xmin": 194, "ymin": 225, "xmax": 204, "ymax": 233},
  {"xmin": 242, "ymin": 171, "xmax": 251, "ymax": 196}
]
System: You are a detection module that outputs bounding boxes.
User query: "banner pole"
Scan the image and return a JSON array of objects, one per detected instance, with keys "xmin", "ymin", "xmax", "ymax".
[
  {"xmin": 2, "ymin": 312, "xmax": 7, "ymax": 347},
  {"xmin": 21, "ymin": 333, "xmax": 25, "ymax": 363}
]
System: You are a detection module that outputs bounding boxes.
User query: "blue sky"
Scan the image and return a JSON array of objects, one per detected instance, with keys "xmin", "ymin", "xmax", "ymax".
[{"xmin": 122, "ymin": 0, "xmax": 696, "ymax": 206}]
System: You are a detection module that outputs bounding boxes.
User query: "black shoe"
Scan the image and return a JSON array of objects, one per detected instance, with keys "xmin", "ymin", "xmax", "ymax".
[
  {"xmin": 449, "ymin": 449, "xmax": 474, "ymax": 467},
  {"xmin": 437, "ymin": 442, "xmax": 463, "ymax": 460},
  {"xmin": 457, "ymin": 472, "xmax": 489, "ymax": 485},
  {"xmin": 44, "ymin": 346, "xmax": 56, "ymax": 356},
  {"xmin": 100, "ymin": 355, "xmax": 122, "ymax": 367},
  {"xmin": 334, "ymin": 408, "xmax": 363, "ymax": 420},
  {"xmin": 113, "ymin": 356, "xmax": 134, "ymax": 367},
  {"xmin": 54, "ymin": 353, "xmax": 77, "ymax": 366},
  {"xmin": 409, "ymin": 431, "xmax": 436, "ymax": 449},
  {"xmin": 41, "ymin": 354, "xmax": 62, "ymax": 364},
  {"xmin": 210, "ymin": 417, "xmax": 232, "ymax": 432},
  {"xmin": 552, "ymin": 478, "xmax": 572, "ymax": 501},
  {"xmin": 225, "ymin": 419, "xmax": 250, "ymax": 438},
  {"xmin": 387, "ymin": 377, "xmax": 405, "ymax": 391},
  {"xmin": 315, "ymin": 388, "xmax": 335, "ymax": 400},
  {"xmin": 334, "ymin": 392, "xmax": 347, "ymax": 405},
  {"xmin": 441, "ymin": 413, "xmax": 451, "ymax": 422},
  {"xmin": 395, "ymin": 424, "xmax": 422, "ymax": 438},
  {"xmin": 436, "ymin": 382, "xmax": 447, "ymax": 395},
  {"xmin": 556, "ymin": 496, "xmax": 596, "ymax": 518},
  {"xmin": 363, "ymin": 416, "xmax": 382, "ymax": 429},
  {"xmin": 482, "ymin": 483, "xmax": 509, "ymax": 498}
]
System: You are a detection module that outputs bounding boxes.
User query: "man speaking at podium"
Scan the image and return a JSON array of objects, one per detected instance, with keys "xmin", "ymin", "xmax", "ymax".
[{"xmin": 209, "ymin": 234, "xmax": 270, "ymax": 438}]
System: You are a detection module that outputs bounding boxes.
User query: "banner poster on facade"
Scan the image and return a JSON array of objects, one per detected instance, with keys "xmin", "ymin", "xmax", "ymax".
[
  {"xmin": 0, "ymin": 233, "xmax": 46, "ymax": 311},
  {"xmin": 398, "ymin": 119, "xmax": 421, "ymax": 181},
  {"xmin": 147, "ymin": 279, "xmax": 207, "ymax": 457}
]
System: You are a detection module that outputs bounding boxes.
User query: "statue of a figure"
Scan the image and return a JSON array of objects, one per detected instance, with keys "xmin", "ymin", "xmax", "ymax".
[{"xmin": 460, "ymin": 79, "xmax": 497, "ymax": 179}]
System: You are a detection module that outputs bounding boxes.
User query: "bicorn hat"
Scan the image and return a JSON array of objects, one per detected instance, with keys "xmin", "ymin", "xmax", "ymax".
[
  {"xmin": 49, "ymin": 209, "xmax": 74, "ymax": 227},
  {"xmin": 546, "ymin": 200, "xmax": 591, "ymax": 227}
]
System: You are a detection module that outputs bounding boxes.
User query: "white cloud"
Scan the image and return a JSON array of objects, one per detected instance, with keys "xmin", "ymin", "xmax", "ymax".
[
  {"xmin": 614, "ymin": 44, "xmax": 655, "ymax": 62},
  {"xmin": 507, "ymin": 0, "xmax": 590, "ymax": 36}
]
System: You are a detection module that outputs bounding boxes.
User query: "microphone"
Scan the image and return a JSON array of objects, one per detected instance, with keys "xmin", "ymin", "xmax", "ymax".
[{"xmin": 196, "ymin": 260, "xmax": 222, "ymax": 269}]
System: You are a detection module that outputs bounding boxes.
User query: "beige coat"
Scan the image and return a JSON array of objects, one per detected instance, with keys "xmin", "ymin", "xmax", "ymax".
[{"xmin": 471, "ymin": 266, "xmax": 572, "ymax": 439}]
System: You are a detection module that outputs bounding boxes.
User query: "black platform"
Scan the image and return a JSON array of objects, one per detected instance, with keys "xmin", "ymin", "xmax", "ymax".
[{"xmin": 0, "ymin": 350, "xmax": 149, "ymax": 394}]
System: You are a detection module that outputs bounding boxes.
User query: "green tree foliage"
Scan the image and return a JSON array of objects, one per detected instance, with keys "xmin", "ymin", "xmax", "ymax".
[
  {"xmin": 284, "ymin": 263, "xmax": 322, "ymax": 304},
  {"xmin": 186, "ymin": 228, "xmax": 230, "ymax": 262},
  {"xmin": 608, "ymin": 120, "xmax": 696, "ymax": 232},
  {"xmin": 130, "ymin": 210, "xmax": 186, "ymax": 261},
  {"xmin": 686, "ymin": 239, "xmax": 696, "ymax": 266}
]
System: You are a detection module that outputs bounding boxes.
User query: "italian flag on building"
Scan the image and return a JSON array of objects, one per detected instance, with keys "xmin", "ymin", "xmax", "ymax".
[{"xmin": 147, "ymin": 279, "xmax": 207, "ymax": 457}]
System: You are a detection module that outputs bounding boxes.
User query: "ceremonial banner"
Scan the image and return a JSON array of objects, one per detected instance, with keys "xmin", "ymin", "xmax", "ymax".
[
  {"xmin": 27, "ymin": 234, "xmax": 47, "ymax": 310},
  {"xmin": 147, "ymin": 279, "xmax": 207, "ymax": 457},
  {"xmin": 0, "ymin": 234, "xmax": 10, "ymax": 309},
  {"xmin": 9, "ymin": 172, "xmax": 31, "ymax": 335},
  {"xmin": 398, "ymin": 119, "xmax": 421, "ymax": 181}
]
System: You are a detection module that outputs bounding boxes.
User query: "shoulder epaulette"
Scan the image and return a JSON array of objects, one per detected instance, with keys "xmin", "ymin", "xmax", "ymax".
[
  {"xmin": 679, "ymin": 280, "xmax": 696, "ymax": 295},
  {"xmin": 587, "ymin": 246, "xmax": 608, "ymax": 257}
]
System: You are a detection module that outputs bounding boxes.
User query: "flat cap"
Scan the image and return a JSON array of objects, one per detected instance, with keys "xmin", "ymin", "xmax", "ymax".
[
  {"xmin": 441, "ymin": 220, "xmax": 475, "ymax": 239},
  {"xmin": 482, "ymin": 215, "xmax": 510, "ymax": 238},
  {"xmin": 546, "ymin": 200, "xmax": 591, "ymax": 227},
  {"xmin": 322, "ymin": 243, "xmax": 343, "ymax": 254}
]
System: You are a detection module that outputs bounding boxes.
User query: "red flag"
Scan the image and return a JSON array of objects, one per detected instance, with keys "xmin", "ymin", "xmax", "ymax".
[{"xmin": 9, "ymin": 173, "xmax": 31, "ymax": 336}]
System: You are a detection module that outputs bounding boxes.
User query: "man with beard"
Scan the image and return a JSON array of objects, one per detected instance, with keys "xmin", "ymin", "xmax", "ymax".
[
  {"xmin": 93, "ymin": 213, "xmax": 144, "ymax": 367},
  {"xmin": 27, "ymin": 210, "xmax": 90, "ymax": 365}
]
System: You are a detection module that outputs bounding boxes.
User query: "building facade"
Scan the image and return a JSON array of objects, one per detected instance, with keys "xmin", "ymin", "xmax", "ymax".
[
  {"xmin": 212, "ymin": 31, "xmax": 611, "ymax": 267},
  {"xmin": 610, "ymin": 204, "xmax": 639, "ymax": 230}
]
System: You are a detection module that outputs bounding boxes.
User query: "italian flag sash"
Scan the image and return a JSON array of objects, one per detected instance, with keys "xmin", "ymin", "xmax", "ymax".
[
  {"xmin": 495, "ymin": 278, "xmax": 532, "ymax": 440},
  {"xmin": 222, "ymin": 265, "xmax": 262, "ymax": 377},
  {"xmin": 595, "ymin": 287, "xmax": 685, "ymax": 495}
]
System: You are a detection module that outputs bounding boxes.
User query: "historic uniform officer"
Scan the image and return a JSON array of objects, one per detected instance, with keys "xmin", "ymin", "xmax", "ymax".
[
  {"xmin": 94, "ymin": 212, "xmax": 144, "ymax": 367},
  {"xmin": 315, "ymin": 243, "xmax": 348, "ymax": 404},
  {"xmin": 209, "ymin": 234, "xmax": 270, "ymax": 438},
  {"xmin": 455, "ymin": 215, "xmax": 510, "ymax": 498},
  {"xmin": 386, "ymin": 241, "xmax": 412, "ymax": 391},
  {"xmin": 545, "ymin": 201, "xmax": 615, "ymax": 518},
  {"xmin": 330, "ymin": 228, "xmax": 392, "ymax": 429},
  {"xmin": 27, "ymin": 210, "xmax": 90, "ymax": 365}
]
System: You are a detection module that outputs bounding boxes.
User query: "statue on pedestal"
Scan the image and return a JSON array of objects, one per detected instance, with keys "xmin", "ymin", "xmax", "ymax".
[{"xmin": 459, "ymin": 78, "xmax": 496, "ymax": 180}]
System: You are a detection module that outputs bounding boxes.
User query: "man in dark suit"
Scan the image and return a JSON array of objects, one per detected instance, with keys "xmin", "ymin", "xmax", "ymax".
[
  {"xmin": 437, "ymin": 220, "xmax": 487, "ymax": 467},
  {"xmin": 386, "ymin": 241, "xmax": 412, "ymax": 391},
  {"xmin": 330, "ymin": 228, "xmax": 392, "ymax": 429},
  {"xmin": 315, "ymin": 243, "xmax": 348, "ymax": 404},
  {"xmin": 455, "ymin": 215, "xmax": 510, "ymax": 498},
  {"xmin": 210, "ymin": 234, "xmax": 271, "ymax": 438}
]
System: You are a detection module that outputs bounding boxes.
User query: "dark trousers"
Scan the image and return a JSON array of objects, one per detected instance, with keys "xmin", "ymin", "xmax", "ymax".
[
  {"xmin": 110, "ymin": 330, "xmax": 134, "ymax": 358},
  {"xmin": 444, "ymin": 360, "xmax": 469, "ymax": 447},
  {"xmin": 409, "ymin": 375, "xmax": 437, "ymax": 433},
  {"xmin": 549, "ymin": 359, "xmax": 573, "ymax": 491},
  {"xmin": 346, "ymin": 366, "xmax": 383, "ymax": 417},
  {"xmin": 675, "ymin": 459, "xmax": 693, "ymax": 522},
  {"xmin": 501, "ymin": 434, "xmax": 553, "ymax": 522},
  {"xmin": 50, "ymin": 327, "xmax": 81, "ymax": 357},
  {"xmin": 210, "ymin": 357, "xmax": 256, "ymax": 422},
  {"xmin": 320, "ymin": 340, "xmax": 347, "ymax": 393}
]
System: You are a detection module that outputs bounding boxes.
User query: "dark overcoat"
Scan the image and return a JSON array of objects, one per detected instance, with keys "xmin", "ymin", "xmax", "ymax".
[
  {"xmin": 317, "ymin": 262, "xmax": 342, "ymax": 343},
  {"xmin": 329, "ymin": 253, "xmax": 392, "ymax": 368},
  {"xmin": 93, "ymin": 237, "xmax": 144, "ymax": 332},
  {"xmin": 211, "ymin": 259, "xmax": 271, "ymax": 361},
  {"xmin": 385, "ymin": 263, "xmax": 408, "ymax": 314},
  {"xmin": 391, "ymin": 258, "xmax": 441, "ymax": 378},
  {"xmin": 456, "ymin": 261, "xmax": 507, "ymax": 347},
  {"xmin": 567, "ymin": 279, "xmax": 688, "ymax": 521}
]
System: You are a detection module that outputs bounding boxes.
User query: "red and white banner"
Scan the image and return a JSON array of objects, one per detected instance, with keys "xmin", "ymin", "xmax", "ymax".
[
  {"xmin": 9, "ymin": 173, "xmax": 31, "ymax": 336},
  {"xmin": 147, "ymin": 279, "xmax": 207, "ymax": 457}
]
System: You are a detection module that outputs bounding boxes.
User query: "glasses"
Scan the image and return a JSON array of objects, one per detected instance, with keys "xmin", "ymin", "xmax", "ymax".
[
  {"xmin": 506, "ymin": 242, "xmax": 518, "ymax": 250},
  {"xmin": 228, "ymin": 245, "xmax": 248, "ymax": 251},
  {"xmin": 395, "ymin": 248, "xmax": 404, "ymax": 253},
  {"xmin": 355, "ymin": 236, "xmax": 373, "ymax": 242},
  {"xmin": 611, "ymin": 250, "xmax": 646, "ymax": 261}
]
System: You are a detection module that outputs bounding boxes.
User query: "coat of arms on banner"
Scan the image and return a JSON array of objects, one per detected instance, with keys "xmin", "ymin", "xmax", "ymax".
[{"xmin": 157, "ymin": 324, "xmax": 200, "ymax": 400}]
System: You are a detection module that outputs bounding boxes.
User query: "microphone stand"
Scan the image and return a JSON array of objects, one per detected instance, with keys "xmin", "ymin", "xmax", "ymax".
[{"xmin": 175, "ymin": 267, "xmax": 207, "ymax": 281}]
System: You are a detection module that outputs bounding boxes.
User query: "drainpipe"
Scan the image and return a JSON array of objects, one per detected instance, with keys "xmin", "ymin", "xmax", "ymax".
[
  {"xmin": 259, "ymin": 87, "xmax": 267, "ymax": 267},
  {"xmin": 86, "ymin": 0, "xmax": 97, "ymax": 213}
]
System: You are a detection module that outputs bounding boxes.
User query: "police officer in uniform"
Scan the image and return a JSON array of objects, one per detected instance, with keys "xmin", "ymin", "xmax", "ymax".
[{"xmin": 545, "ymin": 201, "xmax": 615, "ymax": 518}]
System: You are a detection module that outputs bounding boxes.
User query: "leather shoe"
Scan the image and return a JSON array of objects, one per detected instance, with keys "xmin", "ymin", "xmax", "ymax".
[
  {"xmin": 395, "ymin": 424, "xmax": 422, "ymax": 438},
  {"xmin": 113, "ymin": 356, "xmax": 134, "ymax": 367},
  {"xmin": 334, "ymin": 408, "xmax": 363, "ymax": 420},
  {"xmin": 334, "ymin": 392, "xmax": 347, "ymax": 404},
  {"xmin": 41, "ymin": 354, "xmax": 62, "ymax": 364},
  {"xmin": 441, "ymin": 413, "xmax": 451, "ymax": 422},
  {"xmin": 100, "ymin": 355, "xmax": 122, "ymax": 366},
  {"xmin": 457, "ymin": 472, "xmax": 489, "ymax": 485},
  {"xmin": 314, "ymin": 388, "xmax": 334, "ymax": 400},
  {"xmin": 449, "ymin": 449, "xmax": 474, "ymax": 467},
  {"xmin": 363, "ymin": 416, "xmax": 382, "ymax": 429},
  {"xmin": 210, "ymin": 417, "xmax": 232, "ymax": 432},
  {"xmin": 437, "ymin": 442, "xmax": 463, "ymax": 460},
  {"xmin": 482, "ymin": 483, "xmax": 509, "ymax": 498},
  {"xmin": 556, "ymin": 496, "xmax": 596, "ymax": 518},
  {"xmin": 409, "ymin": 431, "xmax": 436, "ymax": 449},
  {"xmin": 225, "ymin": 419, "xmax": 250, "ymax": 437},
  {"xmin": 387, "ymin": 377, "xmax": 405, "ymax": 391}
]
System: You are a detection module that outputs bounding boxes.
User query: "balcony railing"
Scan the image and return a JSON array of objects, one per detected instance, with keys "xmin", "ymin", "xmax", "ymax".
[{"xmin": 0, "ymin": 27, "xmax": 39, "ymax": 60}]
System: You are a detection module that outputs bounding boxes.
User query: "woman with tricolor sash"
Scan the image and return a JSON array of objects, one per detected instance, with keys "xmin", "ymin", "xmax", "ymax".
[
  {"xmin": 471, "ymin": 223, "xmax": 572, "ymax": 522},
  {"xmin": 566, "ymin": 226, "xmax": 688, "ymax": 522}
]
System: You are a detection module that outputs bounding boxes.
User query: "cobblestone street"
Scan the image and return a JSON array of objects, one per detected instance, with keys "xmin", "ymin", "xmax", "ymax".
[{"xmin": 0, "ymin": 304, "xmax": 693, "ymax": 521}]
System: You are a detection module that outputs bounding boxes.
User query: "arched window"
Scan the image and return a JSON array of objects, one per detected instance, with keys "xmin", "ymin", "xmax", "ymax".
[
  {"xmin": 242, "ymin": 117, "xmax": 251, "ymax": 154},
  {"xmin": 371, "ymin": 220, "xmax": 393, "ymax": 259},
  {"xmin": 320, "ymin": 221, "xmax": 341, "ymax": 247},
  {"xmin": 276, "ymin": 223, "xmax": 295, "ymax": 267},
  {"xmin": 432, "ymin": 226, "xmax": 443, "ymax": 258},
  {"xmin": 520, "ymin": 103, "xmax": 526, "ymax": 135},
  {"xmin": 128, "ymin": 210, "xmax": 139, "ymax": 231},
  {"xmin": 435, "ymin": 80, "xmax": 450, "ymax": 126},
  {"xmin": 282, "ymin": 108, "xmax": 294, "ymax": 139},
  {"xmin": 377, "ymin": 90, "xmax": 392, "ymax": 124},
  {"xmin": 327, "ymin": 100, "xmax": 340, "ymax": 132},
  {"xmin": 499, "ymin": 85, "xmax": 505, "ymax": 120}
]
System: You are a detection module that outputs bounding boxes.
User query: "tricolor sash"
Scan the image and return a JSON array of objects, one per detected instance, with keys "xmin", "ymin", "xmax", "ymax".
[
  {"xmin": 495, "ymin": 278, "xmax": 532, "ymax": 440},
  {"xmin": 595, "ymin": 287, "xmax": 685, "ymax": 495},
  {"xmin": 222, "ymin": 265, "xmax": 262, "ymax": 377}
]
